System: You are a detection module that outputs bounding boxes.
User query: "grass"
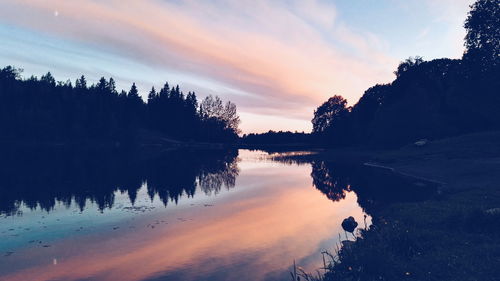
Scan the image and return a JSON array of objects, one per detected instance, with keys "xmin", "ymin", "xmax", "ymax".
[
  {"xmin": 321, "ymin": 205, "xmax": 500, "ymax": 281},
  {"xmin": 290, "ymin": 131, "xmax": 500, "ymax": 281},
  {"xmin": 292, "ymin": 204, "xmax": 500, "ymax": 281}
]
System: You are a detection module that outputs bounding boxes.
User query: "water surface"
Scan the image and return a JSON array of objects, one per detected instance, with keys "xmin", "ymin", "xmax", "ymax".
[{"xmin": 0, "ymin": 149, "xmax": 370, "ymax": 281}]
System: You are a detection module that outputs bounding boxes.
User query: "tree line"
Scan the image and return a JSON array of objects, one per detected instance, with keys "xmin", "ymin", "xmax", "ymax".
[
  {"xmin": 240, "ymin": 130, "xmax": 311, "ymax": 145},
  {"xmin": 0, "ymin": 69, "xmax": 241, "ymax": 144},
  {"xmin": 312, "ymin": 0, "xmax": 500, "ymax": 147}
]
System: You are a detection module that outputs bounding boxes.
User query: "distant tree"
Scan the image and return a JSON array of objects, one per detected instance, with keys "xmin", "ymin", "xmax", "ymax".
[
  {"xmin": 0, "ymin": 65, "xmax": 241, "ymax": 144},
  {"xmin": 75, "ymin": 75, "xmax": 87, "ymax": 89},
  {"xmin": 126, "ymin": 82, "xmax": 144, "ymax": 128},
  {"xmin": 222, "ymin": 101, "xmax": 241, "ymax": 134},
  {"xmin": 96, "ymin": 77, "xmax": 107, "ymax": 92},
  {"xmin": 119, "ymin": 89, "xmax": 127, "ymax": 98},
  {"xmin": 147, "ymin": 87, "xmax": 157, "ymax": 103},
  {"xmin": 200, "ymin": 95, "xmax": 224, "ymax": 119},
  {"xmin": 107, "ymin": 77, "xmax": 118, "ymax": 95},
  {"xmin": 464, "ymin": 0, "xmax": 500, "ymax": 65},
  {"xmin": 127, "ymin": 83, "xmax": 142, "ymax": 104},
  {"xmin": 159, "ymin": 82, "xmax": 170, "ymax": 99},
  {"xmin": 240, "ymin": 130, "xmax": 311, "ymax": 145},
  {"xmin": 41, "ymin": 72, "xmax": 56, "ymax": 86},
  {"xmin": 199, "ymin": 95, "xmax": 240, "ymax": 140},
  {"xmin": 312, "ymin": 95, "xmax": 349, "ymax": 134},
  {"xmin": 171, "ymin": 85, "xmax": 181, "ymax": 99},
  {"xmin": 63, "ymin": 79, "xmax": 73, "ymax": 88},
  {"xmin": 394, "ymin": 56, "xmax": 424, "ymax": 77},
  {"xmin": 186, "ymin": 92, "xmax": 198, "ymax": 112},
  {"xmin": 0, "ymin": 66, "xmax": 22, "ymax": 80}
]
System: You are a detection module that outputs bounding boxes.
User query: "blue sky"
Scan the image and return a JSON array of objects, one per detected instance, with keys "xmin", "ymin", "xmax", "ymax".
[{"xmin": 0, "ymin": 0, "xmax": 474, "ymax": 133}]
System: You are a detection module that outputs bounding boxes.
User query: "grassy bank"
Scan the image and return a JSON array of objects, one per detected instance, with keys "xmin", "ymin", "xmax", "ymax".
[{"xmin": 291, "ymin": 131, "xmax": 500, "ymax": 281}]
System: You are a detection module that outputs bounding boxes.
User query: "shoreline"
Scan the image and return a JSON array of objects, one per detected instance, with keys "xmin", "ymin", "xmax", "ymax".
[{"xmin": 287, "ymin": 131, "xmax": 500, "ymax": 280}]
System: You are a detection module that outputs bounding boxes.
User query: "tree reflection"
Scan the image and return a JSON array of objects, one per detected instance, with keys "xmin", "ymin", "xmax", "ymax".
[
  {"xmin": 311, "ymin": 161, "xmax": 351, "ymax": 202},
  {"xmin": 0, "ymin": 147, "xmax": 239, "ymax": 215},
  {"xmin": 310, "ymin": 160, "xmax": 439, "ymax": 214},
  {"xmin": 199, "ymin": 160, "xmax": 239, "ymax": 195}
]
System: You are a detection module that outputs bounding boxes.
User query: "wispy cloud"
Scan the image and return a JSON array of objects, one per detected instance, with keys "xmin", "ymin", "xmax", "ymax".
[{"xmin": 0, "ymin": 0, "xmax": 404, "ymax": 132}]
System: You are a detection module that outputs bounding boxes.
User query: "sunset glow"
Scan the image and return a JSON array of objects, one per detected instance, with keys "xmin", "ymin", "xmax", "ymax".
[
  {"xmin": 0, "ymin": 153, "xmax": 369, "ymax": 281},
  {"xmin": 0, "ymin": 0, "xmax": 473, "ymax": 133}
]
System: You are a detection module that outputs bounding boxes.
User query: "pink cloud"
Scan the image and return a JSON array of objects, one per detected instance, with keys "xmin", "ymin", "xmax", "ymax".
[{"xmin": 0, "ymin": 0, "xmax": 398, "ymax": 132}]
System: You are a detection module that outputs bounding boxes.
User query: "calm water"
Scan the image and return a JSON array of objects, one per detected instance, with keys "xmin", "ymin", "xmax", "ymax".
[{"xmin": 0, "ymin": 149, "xmax": 374, "ymax": 281}]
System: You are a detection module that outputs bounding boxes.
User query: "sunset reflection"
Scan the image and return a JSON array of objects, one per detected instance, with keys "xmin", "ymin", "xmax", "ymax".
[{"xmin": 0, "ymin": 150, "xmax": 369, "ymax": 281}]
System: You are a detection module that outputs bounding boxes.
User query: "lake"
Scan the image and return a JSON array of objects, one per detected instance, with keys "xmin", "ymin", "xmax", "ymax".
[{"xmin": 0, "ymin": 148, "xmax": 373, "ymax": 281}]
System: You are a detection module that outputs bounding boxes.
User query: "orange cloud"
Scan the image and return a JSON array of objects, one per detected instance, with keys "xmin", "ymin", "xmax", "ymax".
[{"xmin": 0, "ymin": 0, "xmax": 398, "ymax": 132}]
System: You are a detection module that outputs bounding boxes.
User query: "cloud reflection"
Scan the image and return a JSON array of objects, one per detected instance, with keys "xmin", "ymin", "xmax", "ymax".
[{"xmin": 1, "ymin": 162, "xmax": 367, "ymax": 281}]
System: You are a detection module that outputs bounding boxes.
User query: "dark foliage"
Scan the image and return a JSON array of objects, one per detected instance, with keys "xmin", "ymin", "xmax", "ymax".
[
  {"xmin": 0, "ymin": 67, "xmax": 240, "ymax": 144},
  {"xmin": 464, "ymin": 0, "xmax": 500, "ymax": 66},
  {"xmin": 240, "ymin": 130, "xmax": 311, "ymax": 145},
  {"xmin": 313, "ymin": 0, "xmax": 500, "ymax": 147},
  {"xmin": 311, "ymin": 95, "xmax": 351, "ymax": 145}
]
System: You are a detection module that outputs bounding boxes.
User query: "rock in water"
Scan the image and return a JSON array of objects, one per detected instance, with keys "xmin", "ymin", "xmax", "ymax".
[{"xmin": 342, "ymin": 216, "xmax": 358, "ymax": 233}]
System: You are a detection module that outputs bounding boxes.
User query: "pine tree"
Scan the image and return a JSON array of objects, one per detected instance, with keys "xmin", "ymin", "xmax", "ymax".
[
  {"xmin": 75, "ymin": 75, "xmax": 87, "ymax": 89},
  {"xmin": 108, "ymin": 77, "xmax": 117, "ymax": 95}
]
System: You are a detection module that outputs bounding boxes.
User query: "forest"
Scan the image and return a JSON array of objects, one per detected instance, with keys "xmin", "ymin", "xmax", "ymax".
[
  {"xmin": 0, "ymin": 69, "xmax": 240, "ymax": 144},
  {"xmin": 1, "ymin": 0, "xmax": 498, "ymax": 150},
  {"xmin": 311, "ymin": 0, "xmax": 499, "ymax": 148}
]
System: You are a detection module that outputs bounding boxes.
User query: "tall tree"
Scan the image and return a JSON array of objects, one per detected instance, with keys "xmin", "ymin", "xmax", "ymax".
[
  {"xmin": 464, "ymin": 0, "xmax": 500, "ymax": 66},
  {"xmin": 127, "ymin": 83, "xmax": 142, "ymax": 104},
  {"xmin": 394, "ymin": 56, "xmax": 424, "ymax": 77},
  {"xmin": 312, "ymin": 95, "xmax": 349, "ymax": 134},
  {"xmin": 41, "ymin": 72, "xmax": 56, "ymax": 86},
  {"xmin": 0, "ymin": 65, "xmax": 241, "ymax": 144},
  {"xmin": 200, "ymin": 95, "xmax": 224, "ymax": 119},
  {"xmin": 96, "ymin": 77, "xmax": 107, "ymax": 92},
  {"xmin": 107, "ymin": 77, "xmax": 118, "ymax": 95},
  {"xmin": 147, "ymin": 87, "xmax": 157, "ymax": 103},
  {"xmin": 75, "ymin": 75, "xmax": 87, "ymax": 89},
  {"xmin": 222, "ymin": 101, "xmax": 241, "ymax": 134}
]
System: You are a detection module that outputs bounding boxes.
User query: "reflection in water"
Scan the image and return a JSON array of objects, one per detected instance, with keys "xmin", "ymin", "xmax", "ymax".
[
  {"xmin": 0, "ymin": 149, "xmax": 375, "ymax": 281},
  {"xmin": 0, "ymin": 148, "xmax": 239, "ymax": 215},
  {"xmin": 310, "ymin": 160, "xmax": 438, "ymax": 214},
  {"xmin": 311, "ymin": 161, "xmax": 352, "ymax": 202}
]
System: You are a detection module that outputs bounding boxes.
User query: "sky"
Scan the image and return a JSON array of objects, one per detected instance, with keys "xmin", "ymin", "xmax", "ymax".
[{"xmin": 0, "ymin": 0, "xmax": 474, "ymax": 133}]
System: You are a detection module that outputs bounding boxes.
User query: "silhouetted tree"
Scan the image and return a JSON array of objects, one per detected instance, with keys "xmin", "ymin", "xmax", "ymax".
[
  {"xmin": 241, "ymin": 130, "xmax": 311, "ymax": 145},
  {"xmin": 0, "ymin": 66, "xmax": 240, "ymax": 144},
  {"xmin": 41, "ymin": 72, "xmax": 56, "ymax": 86},
  {"xmin": 394, "ymin": 56, "xmax": 424, "ymax": 77},
  {"xmin": 464, "ymin": 0, "xmax": 500, "ymax": 66},
  {"xmin": 75, "ymin": 75, "xmax": 87, "ymax": 89},
  {"xmin": 222, "ymin": 101, "xmax": 241, "ymax": 134},
  {"xmin": 199, "ymin": 95, "xmax": 240, "ymax": 142},
  {"xmin": 312, "ymin": 95, "xmax": 349, "ymax": 134},
  {"xmin": 311, "ymin": 0, "xmax": 500, "ymax": 148},
  {"xmin": 108, "ymin": 77, "xmax": 118, "ymax": 95},
  {"xmin": 147, "ymin": 86, "xmax": 157, "ymax": 104}
]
